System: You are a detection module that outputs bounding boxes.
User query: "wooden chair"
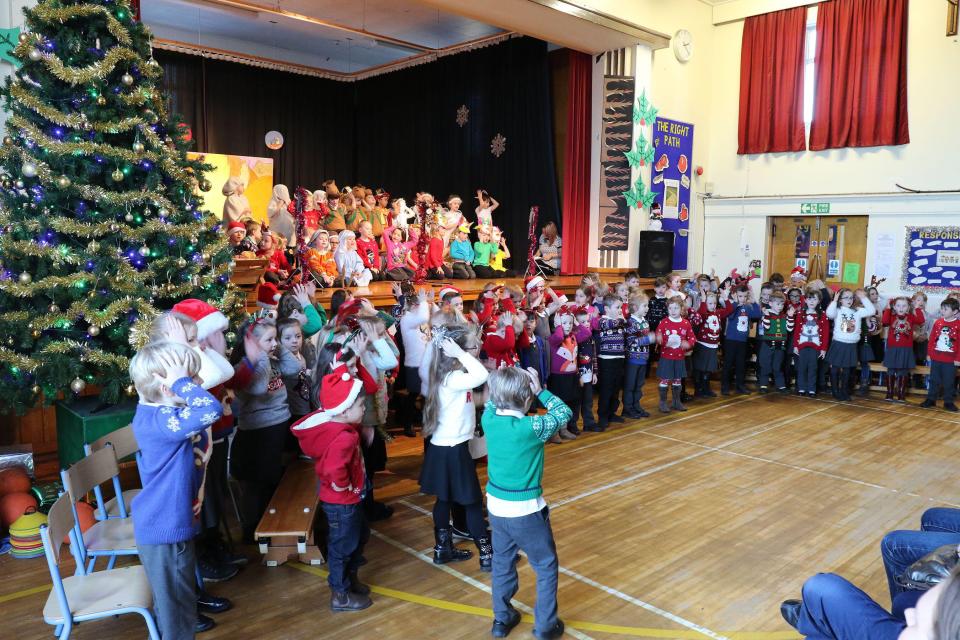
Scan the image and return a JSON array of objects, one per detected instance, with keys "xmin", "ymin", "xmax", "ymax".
[
  {"xmin": 230, "ymin": 257, "xmax": 269, "ymax": 310},
  {"xmin": 254, "ymin": 460, "xmax": 325, "ymax": 567},
  {"xmin": 61, "ymin": 447, "xmax": 137, "ymax": 572},
  {"xmin": 40, "ymin": 494, "xmax": 159, "ymax": 640},
  {"xmin": 84, "ymin": 425, "xmax": 141, "ymax": 520}
]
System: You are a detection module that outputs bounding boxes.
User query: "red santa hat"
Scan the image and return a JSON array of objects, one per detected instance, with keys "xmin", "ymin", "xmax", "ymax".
[
  {"xmin": 335, "ymin": 299, "xmax": 364, "ymax": 331},
  {"xmin": 573, "ymin": 304, "xmax": 591, "ymax": 317},
  {"xmin": 171, "ymin": 298, "xmax": 229, "ymax": 341},
  {"xmin": 524, "ymin": 275, "xmax": 546, "ymax": 292},
  {"xmin": 228, "ymin": 220, "xmax": 245, "ymax": 235},
  {"xmin": 292, "ymin": 368, "xmax": 364, "ymax": 430},
  {"xmin": 256, "ymin": 282, "xmax": 281, "ymax": 309},
  {"xmin": 438, "ymin": 286, "xmax": 462, "ymax": 300},
  {"xmin": 790, "ymin": 266, "xmax": 807, "ymax": 281}
]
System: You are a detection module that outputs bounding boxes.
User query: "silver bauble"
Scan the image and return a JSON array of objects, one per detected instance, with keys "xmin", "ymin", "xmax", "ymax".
[
  {"xmin": 21, "ymin": 161, "xmax": 37, "ymax": 178},
  {"xmin": 121, "ymin": 73, "xmax": 134, "ymax": 86},
  {"xmin": 88, "ymin": 325, "xmax": 101, "ymax": 336},
  {"xmin": 70, "ymin": 378, "xmax": 87, "ymax": 394},
  {"xmin": 138, "ymin": 245, "xmax": 150, "ymax": 256},
  {"xmin": 28, "ymin": 48, "xmax": 42, "ymax": 62},
  {"xmin": 18, "ymin": 272, "xmax": 32, "ymax": 284},
  {"xmin": 124, "ymin": 213, "xmax": 134, "ymax": 222},
  {"xmin": 56, "ymin": 175, "xmax": 71, "ymax": 189}
]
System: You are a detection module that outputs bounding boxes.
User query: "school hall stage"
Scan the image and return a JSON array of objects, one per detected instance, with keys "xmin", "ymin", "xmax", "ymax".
[
  {"xmin": 312, "ymin": 274, "xmax": 591, "ymax": 308},
  {"xmin": 4, "ymin": 391, "xmax": 958, "ymax": 639}
]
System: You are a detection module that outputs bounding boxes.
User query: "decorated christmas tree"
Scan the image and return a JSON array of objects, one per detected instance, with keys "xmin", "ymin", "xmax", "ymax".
[{"xmin": 0, "ymin": 0, "xmax": 240, "ymax": 414}]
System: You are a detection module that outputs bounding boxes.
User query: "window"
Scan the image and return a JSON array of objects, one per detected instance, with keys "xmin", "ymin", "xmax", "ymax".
[{"xmin": 803, "ymin": 10, "xmax": 817, "ymax": 125}]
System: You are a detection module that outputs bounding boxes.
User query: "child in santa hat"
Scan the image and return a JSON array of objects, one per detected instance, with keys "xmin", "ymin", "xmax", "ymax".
[
  {"xmin": 291, "ymin": 368, "xmax": 373, "ymax": 612},
  {"xmin": 228, "ymin": 221, "xmax": 248, "ymax": 256}
]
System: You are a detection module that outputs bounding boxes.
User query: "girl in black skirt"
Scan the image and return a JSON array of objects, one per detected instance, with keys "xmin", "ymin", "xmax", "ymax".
[
  {"xmin": 419, "ymin": 323, "xmax": 492, "ymax": 571},
  {"xmin": 881, "ymin": 296, "xmax": 926, "ymax": 402}
]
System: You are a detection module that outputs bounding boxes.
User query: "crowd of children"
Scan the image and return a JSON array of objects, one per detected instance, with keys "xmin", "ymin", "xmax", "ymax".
[
  {"xmin": 226, "ymin": 181, "xmax": 556, "ymax": 288},
  {"xmin": 125, "ymin": 262, "xmax": 959, "ymax": 638}
]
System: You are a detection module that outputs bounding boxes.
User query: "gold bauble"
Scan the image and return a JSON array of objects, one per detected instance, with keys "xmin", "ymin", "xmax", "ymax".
[
  {"xmin": 30, "ymin": 385, "xmax": 41, "ymax": 396},
  {"xmin": 132, "ymin": 141, "xmax": 145, "ymax": 153},
  {"xmin": 56, "ymin": 175, "xmax": 71, "ymax": 189},
  {"xmin": 2, "ymin": 136, "xmax": 13, "ymax": 146},
  {"xmin": 96, "ymin": 96, "xmax": 107, "ymax": 106},
  {"xmin": 18, "ymin": 32, "xmax": 31, "ymax": 44},
  {"xmin": 88, "ymin": 325, "xmax": 101, "ymax": 336},
  {"xmin": 111, "ymin": 169, "xmax": 124, "ymax": 182},
  {"xmin": 125, "ymin": 384, "xmax": 137, "ymax": 397},
  {"xmin": 31, "ymin": 329, "xmax": 41, "ymax": 338}
]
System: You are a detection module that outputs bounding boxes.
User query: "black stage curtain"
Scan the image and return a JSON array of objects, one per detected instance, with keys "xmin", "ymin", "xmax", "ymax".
[{"xmin": 156, "ymin": 37, "xmax": 559, "ymax": 272}]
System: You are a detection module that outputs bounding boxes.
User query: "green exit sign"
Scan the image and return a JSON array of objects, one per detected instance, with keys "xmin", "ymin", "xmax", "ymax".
[{"xmin": 800, "ymin": 202, "xmax": 831, "ymax": 214}]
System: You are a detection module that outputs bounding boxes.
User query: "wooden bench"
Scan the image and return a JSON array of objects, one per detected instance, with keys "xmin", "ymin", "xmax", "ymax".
[
  {"xmin": 867, "ymin": 362, "xmax": 932, "ymax": 395},
  {"xmin": 230, "ymin": 258, "xmax": 269, "ymax": 311},
  {"xmin": 254, "ymin": 460, "xmax": 325, "ymax": 567}
]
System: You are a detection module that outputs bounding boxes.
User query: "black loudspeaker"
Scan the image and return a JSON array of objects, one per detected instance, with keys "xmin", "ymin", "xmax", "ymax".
[{"xmin": 637, "ymin": 231, "xmax": 674, "ymax": 277}]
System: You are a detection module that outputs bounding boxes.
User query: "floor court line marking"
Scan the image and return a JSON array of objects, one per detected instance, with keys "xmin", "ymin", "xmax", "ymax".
[
  {"xmin": 557, "ymin": 565, "xmax": 728, "ymax": 640},
  {"xmin": 809, "ymin": 395, "xmax": 960, "ymax": 425},
  {"xmin": 286, "ymin": 562, "xmax": 799, "ymax": 639},
  {"xmin": 552, "ymin": 396, "xmax": 761, "ymax": 457},
  {"xmin": 370, "ymin": 528, "xmax": 597, "ymax": 640},
  {"xmin": 0, "ymin": 585, "xmax": 49, "ymax": 604},
  {"xmin": 391, "ymin": 500, "xmax": 729, "ymax": 640},
  {"xmin": 551, "ymin": 406, "xmax": 829, "ymax": 510}
]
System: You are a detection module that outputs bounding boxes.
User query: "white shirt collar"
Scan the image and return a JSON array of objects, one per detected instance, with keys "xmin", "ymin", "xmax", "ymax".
[{"xmin": 495, "ymin": 408, "xmax": 526, "ymax": 419}]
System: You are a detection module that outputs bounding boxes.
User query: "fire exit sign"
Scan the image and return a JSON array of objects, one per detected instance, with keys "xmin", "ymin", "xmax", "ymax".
[{"xmin": 800, "ymin": 202, "xmax": 831, "ymax": 214}]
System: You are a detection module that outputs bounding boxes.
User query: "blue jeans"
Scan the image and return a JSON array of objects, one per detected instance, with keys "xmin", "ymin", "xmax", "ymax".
[
  {"xmin": 797, "ymin": 573, "xmax": 905, "ymax": 640},
  {"xmin": 881, "ymin": 507, "xmax": 960, "ymax": 601},
  {"xmin": 490, "ymin": 506, "xmax": 559, "ymax": 636},
  {"xmin": 322, "ymin": 502, "xmax": 369, "ymax": 593},
  {"xmin": 138, "ymin": 540, "xmax": 197, "ymax": 640}
]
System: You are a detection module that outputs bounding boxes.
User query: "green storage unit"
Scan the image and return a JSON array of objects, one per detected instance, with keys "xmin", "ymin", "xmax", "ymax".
[{"xmin": 55, "ymin": 397, "xmax": 137, "ymax": 468}]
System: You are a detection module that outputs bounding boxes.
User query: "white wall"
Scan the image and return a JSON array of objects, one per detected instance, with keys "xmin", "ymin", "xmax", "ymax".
[
  {"xmin": 582, "ymin": 0, "xmax": 715, "ymax": 273},
  {"xmin": 706, "ymin": 0, "xmax": 960, "ymax": 197},
  {"xmin": 702, "ymin": 193, "xmax": 960, "ymax": 307}
]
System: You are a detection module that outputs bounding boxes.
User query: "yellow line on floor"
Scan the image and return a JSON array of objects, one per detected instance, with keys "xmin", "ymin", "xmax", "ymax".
[
  {"xmin": 0, "ymin": 584, "xmax": 48, "ymax": 604},
  {"xmin": 286, "ymin": 562, "xmax": 800, "ymax": 640}
]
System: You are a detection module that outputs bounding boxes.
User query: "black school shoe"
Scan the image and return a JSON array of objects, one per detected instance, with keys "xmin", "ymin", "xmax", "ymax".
[
  {"xmin": 533, "ymin": 620, "xmax": 565, "ymax": 640},
  {"xmin": 198, "ymin": 556, "xmax": 239, "ymax": 583},
  {"xmin": 609, "ymin": 415, "xmax": 625, "ymax": 423},
  {"xmin": 920, "ymin": 399, "xmax": 937, "ymax": 408},
  {"xmin": 198, "ymin": 591, "xmax": 232, "ymax": 614},
  {"xmin": 491, "ymin": 607, "xmax": 521, "ymax": 637},
  {"xmin": 945, "ymin": 403, "xmax": 959, "ymax": 412},
  {"xmin": 780, "ymin": 600, "xmax": 802, "ymax": 630},
  {"xmin": 196, "ymin": 614, "xmax": 216, "ymax": 633}
]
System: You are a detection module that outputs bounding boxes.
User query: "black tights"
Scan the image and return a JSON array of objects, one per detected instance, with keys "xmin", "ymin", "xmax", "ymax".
[{"xmin": 432, "ymin": 499, "xmax": 487, "ymax": 538}]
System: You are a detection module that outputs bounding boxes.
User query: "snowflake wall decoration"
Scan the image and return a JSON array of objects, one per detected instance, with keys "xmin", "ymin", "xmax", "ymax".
[
  {"xmin": 456, "ymin": 104, "xmax": 469, "ymax": 127},
  {"xmin": 490, "ymin": 133, "xmax": 507, "ymax": 158}
]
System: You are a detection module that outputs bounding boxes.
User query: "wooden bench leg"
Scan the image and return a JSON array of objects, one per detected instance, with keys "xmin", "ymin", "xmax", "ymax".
[{"xmin": 299, "ymin": 531, "xmax": 325, "ymax": 566}]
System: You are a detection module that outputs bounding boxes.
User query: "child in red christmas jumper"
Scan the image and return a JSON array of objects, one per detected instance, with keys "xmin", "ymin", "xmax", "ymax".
[
  {"xmin": 654, "ymin": 297, "xmax": 695, "ymax": 413},
  {"xmin": 691, "ymin": 290, "xmax": 732, "ymax": 398},
  {"xmin": 483, "ymin": 311, "xmax": 519, "ymax": 369},
  {"xmin": 291, "ymin": 367, "xmax": 373, "ymax": 612},
  {"xmin": 920, "ymin": 297, "xmax": 960, "ymax": 412},
  {"xmin": 426, "ymin": 224, "xmax": 453, "ymax": 279},
  {"xmin": 881, "ymin": 296, "xmax": 925, "ymax": 402},
  {"xmin": 355, "ymin": 220, "xmax": 383, "ymax": 281},
  {"xmin": 793, "ymin": 287, "xmax": 830, "ymax": 397}
]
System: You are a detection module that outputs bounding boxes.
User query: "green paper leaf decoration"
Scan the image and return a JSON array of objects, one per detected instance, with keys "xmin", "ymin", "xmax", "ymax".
[
  {"xmin": 645, "ymin": 104, "xmax": 659, "ymax": 125},
  {"xmin": 636, "ymin": 91, "xmax": 650, "ymax": 126},
  {"xmin": 0, "ymin": 27, "xmax": 22, "ymax": 67},
  {"xmin": 623, "ymin": 186, "xmax": 641, "ymax": 209},
  {"xmin": 641, "ymin": 143, "xmax": 655, "ymax": 165}
]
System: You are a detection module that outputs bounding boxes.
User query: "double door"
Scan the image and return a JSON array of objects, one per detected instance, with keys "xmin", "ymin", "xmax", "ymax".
[{"xmin": 768, "ymin": 216, "xmax": 869, "ymax": 289}]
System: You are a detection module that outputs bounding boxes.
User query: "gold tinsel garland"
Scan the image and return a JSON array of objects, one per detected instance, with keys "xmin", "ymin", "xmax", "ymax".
[
  {"xmin": 14, "ymin": 44, "xmax": 160, "ymax": 87},
  {"xmin": 12, "ymin": 115, "xmax": 194, "ymax": 185},
  {"xmin": 29, "ymin": 4, "xmax": 133, "ymax": 47},
  {"xmin": 12, "ymin": 215, "xmax": 213, "ymax": 242},
  {"xmin": 0, "ymin": 145, "xmax": 178, "ymax": 211},
  {"xmin": 0, "ymin": 272, "xmax": 94, "ymax": 295},
  {"xmin": 10, "ymin": 83, "xmax": 148, "ymax": 133},
  {"xmin": 0, "ymin": 296, "xmax": 151, "ymax": 332},
  {"xmin": 1, "ymin": 239, "xmax": 82, "ymax": 265}
]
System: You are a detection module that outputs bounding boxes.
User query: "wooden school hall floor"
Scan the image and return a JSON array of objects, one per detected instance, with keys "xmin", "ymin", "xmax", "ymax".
[{"xmin": 4, "ymin": 391, "xmax": 958, "ymax": 640}]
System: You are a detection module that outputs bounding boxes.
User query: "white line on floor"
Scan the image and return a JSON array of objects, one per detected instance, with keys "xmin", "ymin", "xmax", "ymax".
[
  {"xmin": 557, "ymin": 565, "xmax": 729, "ymax": 640},
  {"xmin": 552, "ymin": 395, "xmax": 761, "ymax": 457},
  {"xmin": 370, "ymin": 529, "xmax": 596, "ymax": 640},
  {"xmin": 809, "ymin": 395, "xmax": 960, "ymax": 424},
  {"xmin": 551, "ymin": 405, "xmax": 830, "ymax": 510}
]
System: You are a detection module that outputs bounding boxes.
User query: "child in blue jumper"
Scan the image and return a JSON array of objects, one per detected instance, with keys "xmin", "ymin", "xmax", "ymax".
[
  {"xmin": 720, "ymin": 285, "xmax": 762, "ymax": 395},
  {"xmin": 624, "ymin": 294, "xmax": 654, "ymax": 418},
  {"xmin": 130, "ymin": 339, "xmax": 223, "ymax": 640}
]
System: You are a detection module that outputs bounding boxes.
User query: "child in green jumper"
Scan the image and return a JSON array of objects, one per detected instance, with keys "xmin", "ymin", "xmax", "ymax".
[{"xmin": 483, "ymin": 366, "xmax": 572, "ymax": 640}]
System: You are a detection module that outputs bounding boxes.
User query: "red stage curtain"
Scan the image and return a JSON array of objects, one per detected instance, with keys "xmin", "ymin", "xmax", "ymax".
[
  {"xmin": 561, "ymin": 50, "xmax": 591, "ymax": 274},
  {"xmin": 809, "ymin": 0, "xmax": 909, "ymax": 150},
  {"xmin": 737, "ymin": 6, "xmax": 808, "ymax": 154}
]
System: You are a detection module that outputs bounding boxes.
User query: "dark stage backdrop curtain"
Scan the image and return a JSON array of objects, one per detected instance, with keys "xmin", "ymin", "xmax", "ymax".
[
  {"xmin": 737, "ymin": 6, "xmax": 807, "ymax": 154},
  {"xmin": 809, "ymin": 0, "xmax": 909, "ymax": 151},
  {"xmin": 156, "ymin": 37, "xmax": 560, "ymax": 274},
  {"xmin": 560, "ymin": 50, "xmax": 591, "ymax": 274}
]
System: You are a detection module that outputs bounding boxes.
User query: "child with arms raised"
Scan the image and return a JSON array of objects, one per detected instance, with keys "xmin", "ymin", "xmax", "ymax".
[
  {"xmin": 130, "ymin": 339, "xmax": 222, "ymax": 640},
  {"xmin": 825, "ymin": 288, "xmax": 876, "ymax": 401}
]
